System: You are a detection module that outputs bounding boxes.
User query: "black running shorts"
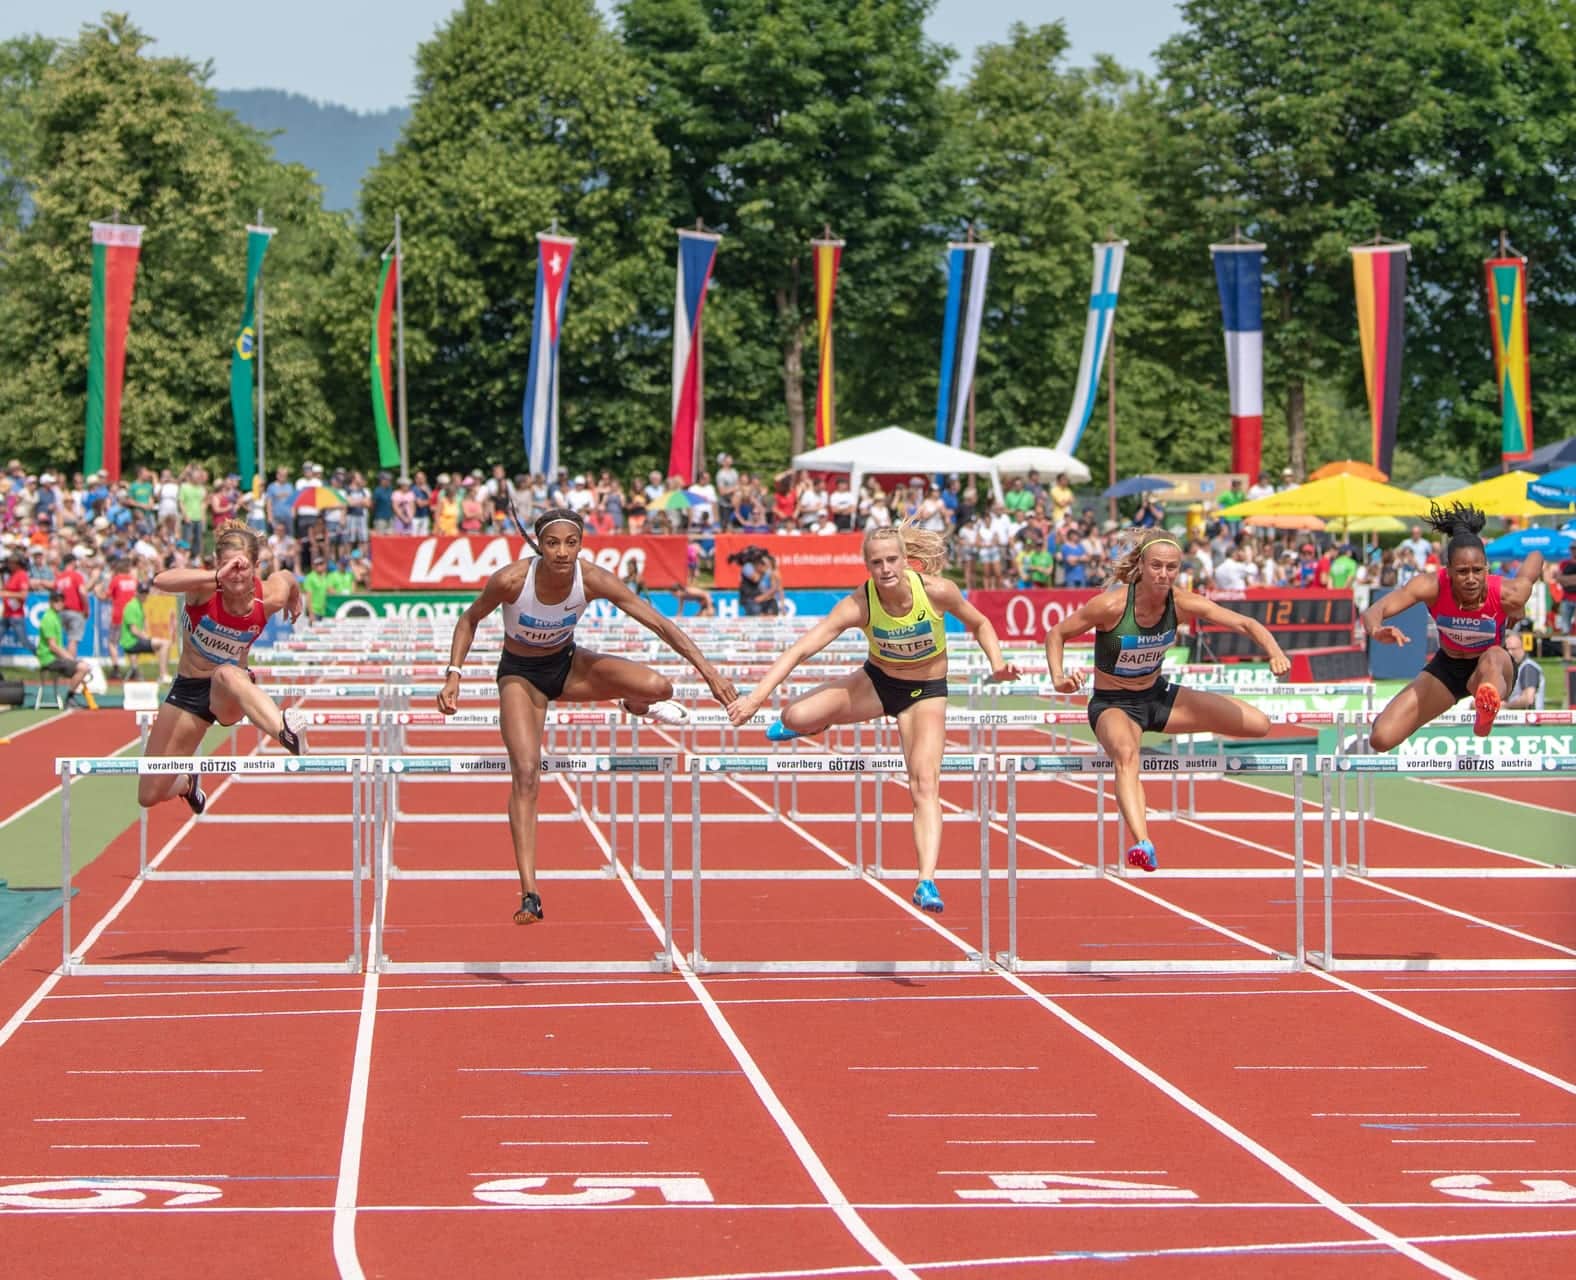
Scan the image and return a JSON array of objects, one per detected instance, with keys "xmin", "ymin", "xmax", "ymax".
[
  {"xmin": 1086, "ymin": 677, "xmax": 1180, "ymax": 734},
  {"xmin": 497, "ymin": 643, "xmax": 576, "ymax": 701},
  {"xmin": 862, "ymin": 659, "xmax": 949, "ymax": 719}
]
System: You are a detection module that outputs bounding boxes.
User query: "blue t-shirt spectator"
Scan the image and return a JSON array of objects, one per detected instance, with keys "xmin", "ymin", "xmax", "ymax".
[
  {"xmin": 371, "ymin": 479, "xmax": 394, "ymax": 525},
  {"xmin": 1061, "ymin": 535, "xmax": 1088, "ymax": 587},
  {"xmin": 266, "ymin": 478, "xmax": 295, "ymax": 527}
]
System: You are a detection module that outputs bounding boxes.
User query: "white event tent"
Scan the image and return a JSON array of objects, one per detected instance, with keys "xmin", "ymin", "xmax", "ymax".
[
  {"xmin": 791, "ymin": 425, "xmax": 1004, "ymax": 503},
  {"xmin": 991, "ymin": 445, "xmax": 1091, "ymax": 485}
]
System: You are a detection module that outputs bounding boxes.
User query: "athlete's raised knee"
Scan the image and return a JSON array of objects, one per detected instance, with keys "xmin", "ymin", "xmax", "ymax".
[{"xmin": 1240, "ymin": 708, "xmax": 1271, "ymax": 737}]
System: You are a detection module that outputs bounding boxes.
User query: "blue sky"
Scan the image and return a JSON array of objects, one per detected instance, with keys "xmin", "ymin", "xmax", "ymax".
[{"xmin": 6, "ymin": 2, "xmax": 1186, "ymax": 114}]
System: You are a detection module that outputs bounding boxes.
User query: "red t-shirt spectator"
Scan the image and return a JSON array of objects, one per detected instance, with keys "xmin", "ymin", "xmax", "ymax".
[
  {"xmin": 54, "ymin": 565, "xmax": 87, "ymax": 613},
  {"xmin": 108, "ymin": 571, "xmax": 139, "ymax": 626},
  {"xmin": 773, "ymin": 489, "xmax": 797, "ymax": 524},
  {"xmin": 3, "ymin": 567, "xmax": 27, "ymax": 620}
]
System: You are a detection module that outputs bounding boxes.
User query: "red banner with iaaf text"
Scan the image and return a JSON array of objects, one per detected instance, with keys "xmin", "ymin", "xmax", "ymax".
[
  {"xmin": 967, "ymin": 588, "xmax": 1099, "ymax": 643},
  {"xmin": 370, "ymin": 535, "xmax": 688, "ymax": 591},
  {"xmin": 712, "ymin": 534, "xmax": 868, "ymax": 588}
]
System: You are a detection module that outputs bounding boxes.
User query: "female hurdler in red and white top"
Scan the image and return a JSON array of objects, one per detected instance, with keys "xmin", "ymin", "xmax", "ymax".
[
  {"xmin": 139, "ymin": 521, "xmax": 305, "ymax": 815},
  {"xmin": 1364, "ymin": 502, "xmax": 1542, "ymax": 751}
]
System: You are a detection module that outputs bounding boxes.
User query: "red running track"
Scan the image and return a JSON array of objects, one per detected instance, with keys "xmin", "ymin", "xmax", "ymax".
[{"xmin": 0, "ymin": 759, "xmax": 1572, "ymax": 1277}]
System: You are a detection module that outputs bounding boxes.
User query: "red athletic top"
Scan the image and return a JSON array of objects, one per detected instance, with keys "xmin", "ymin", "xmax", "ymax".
[
  {"xmin": 54, "ymin": 567, "xmax": 86, "ymax": 613},
  {"xmin": 108, "ymin": 572, "xmax": 139, "ymax": 625},
  {"xmin": 3, "ymin": 568, "xmax": 27, "ymax": 620},
  {"xmin": 1428, "ymin": 568, "xmax": 1505, "ymax": 657},
  {"xmin": 182, "ymin": 577, "xmax": 267, "ymax": 667}
]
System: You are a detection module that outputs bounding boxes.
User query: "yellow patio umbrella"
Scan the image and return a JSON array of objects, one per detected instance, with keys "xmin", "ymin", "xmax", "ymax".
[
  {"xmin": 1220, "ymin": 473, "xmax": 1433, "ymax": 521},
  {"xmin": 1337, "ymin": 515, "xmax": 1407, "ymax": 535},
  {"xmin": 1432, "ymin": 470, "xmax": 1575, "ymax": 519}
]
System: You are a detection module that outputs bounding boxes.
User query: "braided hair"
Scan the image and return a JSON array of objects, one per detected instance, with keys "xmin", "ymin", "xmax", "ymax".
[{"xmin": 1424, "ymin": 501, "xmax": 1488, "ymax": 564}]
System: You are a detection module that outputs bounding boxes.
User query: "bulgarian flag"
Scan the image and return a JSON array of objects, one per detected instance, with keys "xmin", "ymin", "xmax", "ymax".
[
  {"xmin": 84, "ymin": 222, "xmax": 144, "ymax": 483},
  {"xmin": 368, "ymin": 251, "xmax": 401, "ymax": 468}
]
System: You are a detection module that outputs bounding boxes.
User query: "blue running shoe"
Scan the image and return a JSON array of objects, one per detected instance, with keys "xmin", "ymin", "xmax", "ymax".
[
  {"xmin": 766, "ymin": 718, "xmax": 802, "ymax": 742},
  {"xmin": 912, "ymin": 879, "xmax": 945, "ymax": 913},
  {"xmin": 1126, "ymin": 840, "xmax": 1158, "ymax": 873}
]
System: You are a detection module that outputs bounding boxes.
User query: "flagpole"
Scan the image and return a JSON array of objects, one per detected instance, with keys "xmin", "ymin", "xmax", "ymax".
[
  {"xmin": 395, "ymin": 211, "xmax": 409, "ymax": 481},
  {"xmin": 693, "ymin": 218, "xmax": 705, "ymax": 482},
  {"xmin": 1106, "ymin": 233, "xmax": 1118, "ymax": 525},
  {"xmin": 966, "ymin": 225, "xmax": 977, "ymax": 453},
  {"xmin": 256, "ymin": 207, "xmax": 266, "ymax": 489}
]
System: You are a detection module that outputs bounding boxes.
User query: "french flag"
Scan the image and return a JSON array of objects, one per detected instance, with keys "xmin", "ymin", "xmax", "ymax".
[
  {"xmin": 1211, "ymin": 243, "xmax": 1264, "ymax": 483},
  {"xmin": 668, "ymin": 230, "xmax": 720, "ymax": 484},
  {"xmin": 522, "ymin": 234, "xmax": 576, "ymax": 480}
]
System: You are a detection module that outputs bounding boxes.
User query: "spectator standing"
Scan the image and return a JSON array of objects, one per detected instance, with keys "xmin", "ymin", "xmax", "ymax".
[
  {"xmin": 714, "ymin": 454, "xmax": 739, "ymax": 529},
  {"xmin": 434, "ymin": 477, "xmax": 460, "ymax": 536},
  {"xmin": 1059, "ymin": 527, "xmax": 1089, "ymax": 588},
  {"xmin": 345, "ymin": 472, "xmax": 371, "ymax": 547},
  {"xmin": 916, "ymin": 484, "xmax": 948, "ymax": 534},
  {"xmin": 300, "ymin": 559, "xmax": 331, "ymax": 621},
  {"xmin": 411, "ymin": 470, "xmax": 433, "ymax": 534},
  {"xmin": 104, "ymin": 557, "xmax": 140, "ymax": 672},
  {"xmin": 177, "ymin": 466, "xmax": 208, "ymax": 552},
  {"xmin": 371, "ymin": 472, "xmax": 394, "ymax": 534},
  {"xmin": 1553, "ymin": 551, "xmax": 1576, "ymax": 633},
  {"xmin": 1328, "ymin": 544, "xmax": 1359, "ymax": 589},
  {"xmin": 326, "ymin": 559, "xmax": 356, "ymax": 597},
  {"xmin": 53, "ymin": 551, "xmax": 89, "ymax": 653},
  {"xmin": 772, "ymin": 476, "xmax": 797, "ymax": 528},
  {"xmin": 265, "ymin": 466, "xmax": 295, "ymax": 531},
  {"xmin": 1004, "ymin": 477, "xmax": 1034, "ymax": 519},
  {"xmin": 391, "ymin": 477, "xmax": 416, "ymax": 533},
  {"xmin": 566, "ymin": 476, "xmax": 596, "ymax": 517},
  {"xmin": 1049, "ymin": 474, "xmax": 1076, "ymax": 526},
  {"xmin": 459, "ymin": 481, "xmax": 486, "ymax": 533},
  {"xmin": 293, "ymin": 462, "xmax": 321, "ymax": 538},
  {"xmin": 828, "ymin": 478, "xmax": 856, "ymax": 531},
  {"xmin": 127, "ymin": 467, "xmax": 157, "ymax": 534},
  {"xmin": 1400, "ymin": 525, "xmax": 1432, "ymax": 567},
  {"xmin": 1, "ymin": 551, "xmax": 28, "ymax": 648}
]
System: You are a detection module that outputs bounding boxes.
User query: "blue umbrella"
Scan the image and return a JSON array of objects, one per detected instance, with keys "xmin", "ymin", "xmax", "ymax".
[
  {"xmin": 1101, "ymin": 476, "xmax": 1174, "ymax": 500},
  {"xmin": 1482, "ymin": 527, "xmax": 1576, "ymax": 561},
  {"xmin": 1527, "ymin": 464, "xmax": 1576, "ymax": 509}
]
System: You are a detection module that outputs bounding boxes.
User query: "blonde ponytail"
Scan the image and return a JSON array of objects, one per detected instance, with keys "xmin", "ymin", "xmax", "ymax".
[{"xmin": 1107, "ymin": 529, "xmax": 1182, "ymax": 587}]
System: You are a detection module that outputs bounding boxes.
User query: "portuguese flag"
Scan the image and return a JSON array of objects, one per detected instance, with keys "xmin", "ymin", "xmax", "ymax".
[
  {"xmin": 368, "ymin": 252, "xmax": 400, "ymax": 468},
  {"xmin": 84, "ymin": 222, "xmax": 144, "ymax": 483}
]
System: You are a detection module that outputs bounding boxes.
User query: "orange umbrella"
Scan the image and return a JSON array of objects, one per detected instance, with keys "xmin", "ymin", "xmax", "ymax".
[{"xmin": 1310, "ymin": 459, "xmax": 1388, "ymax": 483}]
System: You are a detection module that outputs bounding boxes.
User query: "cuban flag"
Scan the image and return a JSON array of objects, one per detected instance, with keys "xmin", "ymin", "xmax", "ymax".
[
  {"xmin": 1054, "ymin": 240, "xmax": 1126, "ymax": 457},
  {"xmin": 934, "ymin": 242, "xmax": 991, "ymax": 447},
  {"xmin": 522, "ymin": 233, "xmax": 576, "ymax": 479},
  {"xmin": 668, "ymin": 229, "xmax": 721, "ymax": 484},
  {"xmin": 1211, "ymin": 242, "xmax": 1265, "ymax": 483}
]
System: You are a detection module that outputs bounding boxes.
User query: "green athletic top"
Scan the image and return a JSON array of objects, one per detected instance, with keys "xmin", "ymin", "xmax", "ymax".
[
  {"xmin": 1092, "ymin": 581, "xmax": 1176, "ymax": 681},
  {"xmin": 35, "ymin": 608, "xmax": 63, "ymax": 666},
  {"xmin": 119, "ymin": 596, "xmax": 146, "ymax": 650}
]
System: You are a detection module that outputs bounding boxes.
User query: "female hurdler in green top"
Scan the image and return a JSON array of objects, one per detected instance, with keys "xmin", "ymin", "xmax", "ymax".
[
  {"xmin": 727, "ymin": 521, "xmax": 1019, "ymax": 914},
  {"xmin": 1044, "ymin": 529, "xmax": 1290, "ymax": 872}
]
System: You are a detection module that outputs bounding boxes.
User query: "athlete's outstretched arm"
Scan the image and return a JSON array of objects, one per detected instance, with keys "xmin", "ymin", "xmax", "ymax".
[
  {"xmin": 922, "ymin": 577, "xmax": 1019, "ymax": 681},
  {"xmin": 437, "ymin": 568, "xmax": 514, "ymax": 714},
  {"xmin": 586, "ymin": 565, "xmax": 738, "ymax": 706},
  {"xmin": 1175, "ymin": 591, "xmax": 1291, "ymax": 676},
  {"xmin": 726, "ymin": 595, "xmax": 866, "ymax": 723},
  {"xmin": 1501, "ymin": 551, "xmax": 1545, "ymax": 617},
  {"xmin": 261, "ymin": 568, "xmax": 302, "ymax": 623},
  {"xmin": 1358, "ymin": 572, "xmax": 1438, "ymax": 644},
  {"xmin": 1043, "ymin": 591, "xmax": 1124, "ymax": 693}
]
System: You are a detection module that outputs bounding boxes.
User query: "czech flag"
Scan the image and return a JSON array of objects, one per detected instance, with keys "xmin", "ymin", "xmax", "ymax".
[{"xmin": 668, "ymin": 229, "xmax": 720, "ymax": 484}]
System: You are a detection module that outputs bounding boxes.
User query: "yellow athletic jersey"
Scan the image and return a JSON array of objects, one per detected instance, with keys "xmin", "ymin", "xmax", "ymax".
[{"xmin": 863, "ymin": 570, "xmax": 947, "ymax": 665}]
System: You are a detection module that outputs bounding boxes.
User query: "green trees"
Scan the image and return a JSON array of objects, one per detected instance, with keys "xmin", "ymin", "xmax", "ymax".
[
  {"xmin": 0, "ymin": 16, "xmax": 357, "ymax": 474},
  {"xmin": 358, "ymin": 0, "xmax": 673, "ymax": 476},
  {"xmin": 0, "ymin": 3, "xmax": 1569, "ymax": 483}
]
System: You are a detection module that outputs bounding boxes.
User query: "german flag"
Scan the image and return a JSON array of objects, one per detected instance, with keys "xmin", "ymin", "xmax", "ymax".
[{"xmin": 1350, "ymin": 244, "xmax": 1409, "ymax": 477}]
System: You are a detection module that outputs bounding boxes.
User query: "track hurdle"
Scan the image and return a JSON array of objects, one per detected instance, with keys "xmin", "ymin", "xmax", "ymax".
[
  {"xmin": 991, "ymin": 754, "xmax": 1310, "ymax": 975},
  {"xmin": 55, "ymin": 755, "xmax": 365, "ymax": 976}
]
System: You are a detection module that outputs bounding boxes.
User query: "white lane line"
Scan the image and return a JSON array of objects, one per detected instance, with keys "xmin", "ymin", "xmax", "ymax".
[
  {"xmin": 465, "ymin": 1113, "xmax": 671, "ymax": 1120},
  {"xmin": 568, "ymin": 775, "xmax": 921, "ymax": 1280},
  {"xmin": 938, "ymin": 1169, "xmax": 1168, "ymax": 1176},
  {"xmin": 52, "ymin": 1143, "xmax": 201, "ymax": 1150},
  {"xmin": 943, "ymin": 1139, "xmax": 1094, "ymax": 1146},
  {"xmin": 1236, "ymin": 1065, "xmax": 1427, "ymax": 1071},
  {"xmin": 66, "ymin": 1068, "xmax": 261, "ymax": 1074},
  {"xmin": 498, "ymin": 1140, "xmax": 648, "ymax": 1147},
  {"xmin": 893, "ymin": 1112, "xmax": 1096, "ymax": 1119},
  {"xmin": 0, "ymin": 771, "xmax": 249, "ymax": 1056},
  {"xmin": 35, "ymin": 1116, "xmax": 244, "ymax": 1123},
  {"xmin": 331, "ymin": 970, "xmax": 379, "ymax": 1280},
  {"xmin": 847, "ymin": 1065, "xmax": 1036, "ymax": 1072},
  {"xmin": 714, "ymin": 773, "xmax": 1477, "ymax": 1279},
  {"xmin": 1392, "ymin": 1139, "xmax": 1535, "ymax": 1145},
  {"xmin": 1405, "ymin": 1168, "xmax": 1576, "ymax": 1174}
]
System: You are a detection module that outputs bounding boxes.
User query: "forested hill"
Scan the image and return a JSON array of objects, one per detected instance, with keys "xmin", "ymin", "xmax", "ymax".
[{"xmin": 216, "ymin": 89, "xmax": 408, "ymax": 213}]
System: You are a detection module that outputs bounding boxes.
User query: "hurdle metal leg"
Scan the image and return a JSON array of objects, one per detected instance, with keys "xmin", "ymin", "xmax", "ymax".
[
  {"xmin": 59, "ymin": 762, "xmax": 72, "ymax": 972},
  {"xmin": 689, "ymin": 756, "xmax": 703, "ymax": 971},
  {"xmin": 999, "ymin": 759, "xmax": 1019, "ymax": 971},
  {"xmin": 1292, "ymin": 756, "xmax": 1305, "ymax": 971}
]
